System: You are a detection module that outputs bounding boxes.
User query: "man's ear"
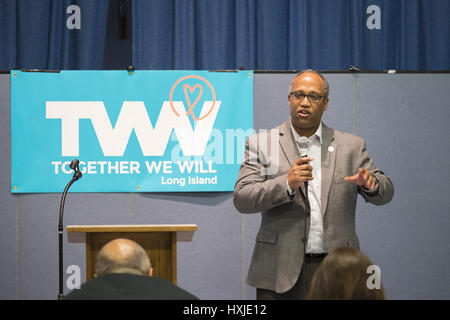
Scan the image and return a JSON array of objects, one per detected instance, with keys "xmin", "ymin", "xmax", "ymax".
[
  {"xmin": 323, "ymin": 97, "xmax": 329, "ymax": 111},
  {"xmin": 148, "ymin": 267, "xmax": 154, "ymax": 277}
]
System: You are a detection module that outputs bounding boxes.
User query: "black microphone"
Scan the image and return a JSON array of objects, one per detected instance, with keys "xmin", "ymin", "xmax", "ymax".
[
  {"xmin": 69, "ymin": 159, "xmax": 82, "ymax": 181},
  {"xmin": 69, "ymin": 159, "xmax": 79, "ymax": 170},
  {"xmin": 58, "ymin": 159, "xmax": 82, "ymax": 299},
  {"xmin": 297, "ymin": 137, "xmax": 310, "ymax": 195}
]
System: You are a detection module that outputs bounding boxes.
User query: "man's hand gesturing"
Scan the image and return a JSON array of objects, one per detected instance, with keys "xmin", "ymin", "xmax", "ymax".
[{"xmin": 344, "ymin": 168, "xmax": 376, "ymax": 190}]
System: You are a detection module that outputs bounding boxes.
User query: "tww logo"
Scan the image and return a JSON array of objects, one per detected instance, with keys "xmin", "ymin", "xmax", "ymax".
[{"xmin": 46, "ymin": 76, "xmax": 220, "ymax": 157}]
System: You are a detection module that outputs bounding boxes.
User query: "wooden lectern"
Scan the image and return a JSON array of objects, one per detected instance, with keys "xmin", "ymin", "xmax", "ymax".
[{"xmin": 66, "ymin": 224, "xmax": 197, "ymax": 284}]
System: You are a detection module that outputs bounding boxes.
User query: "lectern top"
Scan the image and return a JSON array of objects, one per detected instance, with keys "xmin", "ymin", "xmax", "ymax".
[{"xmin": 66, "ymin": 224, "xmax": 198, "ymax": 233}]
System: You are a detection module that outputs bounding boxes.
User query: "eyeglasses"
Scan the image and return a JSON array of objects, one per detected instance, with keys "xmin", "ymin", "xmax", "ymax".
[{"xmin": 290, "ymin": 91, "xmax": 325, "ymax": 103}]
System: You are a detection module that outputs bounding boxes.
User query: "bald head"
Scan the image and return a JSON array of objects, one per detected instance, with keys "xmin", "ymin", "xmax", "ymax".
[{"xmin": 95, "ymin": 238, "xmax": 152, "ymax": 277}]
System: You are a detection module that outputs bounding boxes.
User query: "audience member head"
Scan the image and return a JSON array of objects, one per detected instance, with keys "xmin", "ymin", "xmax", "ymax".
[
  {"xmin": 95, "ymin": 238, "xmax": 153, "ymax": 277},
  {"xmin": 307, "ymin": 247, "xmax": 386, "ymax": 300}
]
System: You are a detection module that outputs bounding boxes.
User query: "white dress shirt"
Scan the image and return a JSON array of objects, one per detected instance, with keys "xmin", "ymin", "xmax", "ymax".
[{"xmin": 287, "ymin": 121, "xmax": 328, "ymax": 254}]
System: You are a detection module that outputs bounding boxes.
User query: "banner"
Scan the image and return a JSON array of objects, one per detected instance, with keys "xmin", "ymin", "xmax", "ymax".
[{"xmin": 11, "ymin": 70, "xmax": 253, "ymax": 193}]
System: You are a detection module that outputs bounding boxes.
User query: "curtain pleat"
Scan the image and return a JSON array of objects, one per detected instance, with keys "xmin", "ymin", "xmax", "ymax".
[
  {"xmin": 0, "ymin": 0, "xmax": 109, "ymax": 70},
  {"xmin": 132, "ymin": 0, "xmax": 450, "ymax": 71}
]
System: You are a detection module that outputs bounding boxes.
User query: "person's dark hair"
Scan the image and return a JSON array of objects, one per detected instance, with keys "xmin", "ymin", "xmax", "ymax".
[
  {"xmin": 95, "ymin": 239, "xmax": 151, "ymax": 276},
  {"xmin": 307, "ymin": 247, "xmax": 386, "ymax": 300},
  {"xmin": 289, "ymin": 69, "xmax": 330, "ymax": 98}
]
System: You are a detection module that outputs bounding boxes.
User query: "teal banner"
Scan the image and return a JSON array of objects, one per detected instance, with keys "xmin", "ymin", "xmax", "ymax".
[{"xmin": 11, "ymin": 70, "xmax": 253, "ymax": 193}]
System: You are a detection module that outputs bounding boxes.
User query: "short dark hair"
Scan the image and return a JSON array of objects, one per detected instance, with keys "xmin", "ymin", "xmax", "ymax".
[{"xmin": 289, "ymin": 69, "xmax": 329, "ymax": 98}]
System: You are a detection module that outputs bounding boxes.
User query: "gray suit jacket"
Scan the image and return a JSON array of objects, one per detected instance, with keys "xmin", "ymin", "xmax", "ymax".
[{"xmin": 233, "ymin": 121, "xmax": 394, "ymax": 293}]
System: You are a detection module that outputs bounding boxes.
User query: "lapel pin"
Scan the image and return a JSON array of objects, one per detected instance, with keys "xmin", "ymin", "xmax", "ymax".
[{"xmin": 328, "ymin": 146, "xmax": 335, "ymax": 153}]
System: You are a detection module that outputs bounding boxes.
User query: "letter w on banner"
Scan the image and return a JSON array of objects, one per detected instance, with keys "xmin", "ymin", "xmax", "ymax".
[{"xmin": 11, "ymin": 70, "xmax": 253, "ymax": 192}]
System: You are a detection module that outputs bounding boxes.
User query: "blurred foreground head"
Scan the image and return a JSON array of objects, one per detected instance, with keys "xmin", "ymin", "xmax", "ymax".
[{"xmin": 307, "ymin": 247, "xmax": 386, "ymax": 300}]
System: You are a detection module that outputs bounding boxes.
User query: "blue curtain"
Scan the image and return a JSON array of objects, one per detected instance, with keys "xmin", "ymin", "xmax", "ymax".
[
  {"xmin": 0, "ymin": 0, "xmax": 109, "ymax": 70},
  {"xmin": 132, "ymin": 0, "xmax": 450, "ymax": 71}
]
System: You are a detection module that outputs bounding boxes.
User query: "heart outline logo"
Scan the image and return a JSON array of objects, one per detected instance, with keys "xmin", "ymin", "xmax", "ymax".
[
  {"xmin": 183, "ymin": 84, "xmax": 203, "ymax": 121},
  {"xmin": 169, "ymin": 75, "xmax": 216, "ymax": 122}
]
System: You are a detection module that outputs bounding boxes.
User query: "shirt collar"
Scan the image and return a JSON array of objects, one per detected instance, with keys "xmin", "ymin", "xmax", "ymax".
[{"xmin": 289, "ymin": 119, "xmax": 322, "ymax": 145}]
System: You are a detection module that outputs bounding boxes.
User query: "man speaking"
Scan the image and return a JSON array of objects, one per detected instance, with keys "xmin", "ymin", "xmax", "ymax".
[{"xmin": 233, "ymin": 70, "xmax": 394, "ymax": 299}]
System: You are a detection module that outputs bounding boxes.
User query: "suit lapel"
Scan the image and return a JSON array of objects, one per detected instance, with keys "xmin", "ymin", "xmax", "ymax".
[
  {"xmin": 278, "ymin": 120, "xmax": 307, "ymax": 198},
  {"xmin": 321, "ymin": 123, "xmax": 336, "ymax": 218}
]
